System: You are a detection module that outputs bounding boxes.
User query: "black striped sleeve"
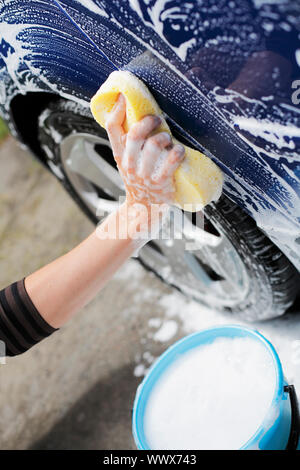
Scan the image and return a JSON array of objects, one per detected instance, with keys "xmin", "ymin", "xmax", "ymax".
[{"xmin": 0, "ymin": 279, "xmax": 58, "ymax": 357}]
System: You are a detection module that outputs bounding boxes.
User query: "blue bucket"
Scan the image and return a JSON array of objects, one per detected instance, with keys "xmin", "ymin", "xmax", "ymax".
[{"xmin": 133, "ymin": 325, "xmax": 299, "ymax": 450}]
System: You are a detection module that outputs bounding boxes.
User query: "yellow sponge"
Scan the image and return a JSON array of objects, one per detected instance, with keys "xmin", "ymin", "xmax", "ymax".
[{"xmin": 90, "ymin": 71, "xmax": 223, "ymax": 211}]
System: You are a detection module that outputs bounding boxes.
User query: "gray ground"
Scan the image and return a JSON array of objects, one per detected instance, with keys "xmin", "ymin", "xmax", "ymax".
[{"xmin": 1, "ymin": 137, "xmax": 300, "ymax": 450}]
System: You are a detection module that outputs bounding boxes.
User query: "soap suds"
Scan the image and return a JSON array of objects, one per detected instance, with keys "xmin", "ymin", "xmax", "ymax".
[
  {"xmin": 115, "ymin": 260, "xmax": 300, "ymax": 404},
  {"xmin": 234, "ymin": 117, "xmax": 300, "ymax": 151},
  {"xmin": 153, "ymin": 320, "xmax": 178, "ymax": 342},
  {"xmin": 80, "ymin": 0, "xmax": 109, "ymax": 17},
  {"xmin": 134, "ymin": 363, "xmax": 148, "ymax": 377},
  {"xmin": 129, "ymin": 0, "xmax": 196, "ymax": 61},
  {"xmin": 143, "ymin": 336, "xmax": 276, "ymax": 450},
  {"xmin": 1, "ymin": 0, "xmax": 300, "ymax": 269},
  {"xmin": 148, "ymin": 318, "xmax": 162, "ymax": 328}
]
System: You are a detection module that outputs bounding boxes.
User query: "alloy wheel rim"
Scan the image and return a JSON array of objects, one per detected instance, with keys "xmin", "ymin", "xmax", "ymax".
[{"xmin": 59, "ymin": 132, "xmax": 250, "ymax": 308}]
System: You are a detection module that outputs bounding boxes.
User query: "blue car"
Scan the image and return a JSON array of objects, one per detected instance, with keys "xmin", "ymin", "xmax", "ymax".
[{"xmin": 1, "ymin": 0, "xmax": 300, "ymax": 320}]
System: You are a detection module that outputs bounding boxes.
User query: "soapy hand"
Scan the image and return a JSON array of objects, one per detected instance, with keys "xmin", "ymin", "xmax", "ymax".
[{"xmin": 106, "ymin": 93, "xmax": 185, "ymax": 208}]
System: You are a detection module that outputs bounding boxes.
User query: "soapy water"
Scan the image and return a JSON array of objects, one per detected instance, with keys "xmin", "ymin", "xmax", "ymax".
[
  {"xmin": 0, "ymin": 2, "xmax": 114, "ymax": 117},
  {"xmin": 105, "ymin": 99, "xmax": 183, "ymax": 207},
  {"xmin": 152, "ymin": 319, "xmax": 178, "ymax": 342},
  {"xmin": 143, "ymin": 336, "xmax": 277, "ymax": 450},
  {"xmin": 119, "ymin": 252, "xmax": 300, "ymax": 408},
  {"xmin": 1, "ymin": 0, "xmax": 300, "ymax": 271},
  {"xmin": 89, "ymin": 0, "xmax": 300, "ymax": 268},
  {"xmin": 110, "ymin": 250, "xmax": 300, "ymax": 448},
  {"xmin": 0, "ymin": 3, "xmax": 299, "ymax": 434}
]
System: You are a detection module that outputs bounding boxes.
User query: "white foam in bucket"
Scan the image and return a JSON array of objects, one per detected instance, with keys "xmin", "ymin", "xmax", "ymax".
[
  {"xmin": 133, "ymin": 326, "xmax": 297, "ymax": 450},
  {"xmin": 144, "ymin": 336, "xmax": 275, "ymax": 450}
]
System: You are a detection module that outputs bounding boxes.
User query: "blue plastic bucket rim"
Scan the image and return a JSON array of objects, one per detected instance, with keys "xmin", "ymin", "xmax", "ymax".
[{"xmin": 132, "ymin": 324, "xmax": 285, "ymax": 450}]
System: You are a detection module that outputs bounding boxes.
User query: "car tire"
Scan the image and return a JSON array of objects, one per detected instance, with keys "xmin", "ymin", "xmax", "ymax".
[{"xmin": 38, "ymin": 98, "xmax": 300, "ymax": 321}]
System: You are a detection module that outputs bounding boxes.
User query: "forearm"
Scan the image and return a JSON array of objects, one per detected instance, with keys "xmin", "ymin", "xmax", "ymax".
[
  {"xmin": 0, "ymin": 101, "xmax": 181, "ymax": 356},
  {"xmin": 25, "ymin": 202, "xmax": 155, "ymax": 329}
]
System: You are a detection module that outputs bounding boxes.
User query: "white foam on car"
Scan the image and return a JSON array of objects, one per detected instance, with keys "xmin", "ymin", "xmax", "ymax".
[{"xmin": 143, "ymin": 336, "xmax": 276, "ymax": 450}]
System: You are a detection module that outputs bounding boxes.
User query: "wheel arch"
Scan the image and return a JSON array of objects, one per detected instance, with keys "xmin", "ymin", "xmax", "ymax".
[{"xmin": 9, "ymin": 91, "xmax": 60, "ymax": 165}]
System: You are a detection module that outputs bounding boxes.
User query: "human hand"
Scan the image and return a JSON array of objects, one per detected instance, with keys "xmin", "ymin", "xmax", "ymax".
[{"xmin": 106, "ymin": 93, "xmax": 185, "ymax": 209}]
